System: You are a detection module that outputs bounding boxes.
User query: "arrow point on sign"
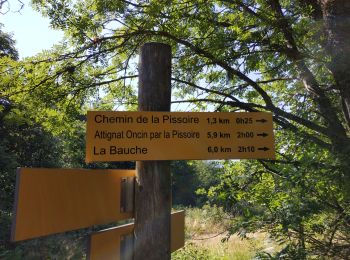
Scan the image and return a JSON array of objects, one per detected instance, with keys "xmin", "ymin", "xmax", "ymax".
[
  {"xmin": 256, "ymin": 119, "xmax": 268, "ymax": 123},
  {"xmin": 258, "ymin": 147, "xmax": 270, "ymax": 151}
]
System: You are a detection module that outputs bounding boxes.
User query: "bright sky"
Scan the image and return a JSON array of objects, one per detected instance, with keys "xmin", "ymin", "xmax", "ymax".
[{"xmin": 1, "ymin": 0, "xmax": 64, "ymax": 59}]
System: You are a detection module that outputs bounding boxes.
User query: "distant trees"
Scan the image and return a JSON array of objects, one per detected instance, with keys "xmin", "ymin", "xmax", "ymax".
[
  {"xmin": 0, "ymin": 26, "xmax": 18, "ymax": 60},
  {"xmin": 172, "ymin": 160, "xmax": 223, "ymax": 207}
]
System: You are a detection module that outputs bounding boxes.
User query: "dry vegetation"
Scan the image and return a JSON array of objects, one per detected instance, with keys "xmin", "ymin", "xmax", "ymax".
[{"xmin": 172, "ymin": 206, "xmax": 279, "ymax": 260}]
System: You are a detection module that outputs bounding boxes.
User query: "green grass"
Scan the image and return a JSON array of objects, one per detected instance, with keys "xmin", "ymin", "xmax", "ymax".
[{"xmin": 172, "ymin": 205, "xmax": 278, "ymax": 259}]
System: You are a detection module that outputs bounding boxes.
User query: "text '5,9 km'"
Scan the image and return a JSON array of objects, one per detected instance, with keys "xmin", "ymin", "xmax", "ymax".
[{"xmin": 86, "ymin": 111, "xmax": 275, "ymax": 162}]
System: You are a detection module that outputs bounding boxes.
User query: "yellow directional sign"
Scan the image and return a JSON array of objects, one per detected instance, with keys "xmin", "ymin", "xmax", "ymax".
[
  {"xmin": 11, "ymin": 168, "xmax": 135, "ymax": 241},
  {"xmin": 86, "ymin": 111, "xmax": 275, "ymax": 162},
  {"xmin": 88, "ymin": 211, "xmax": 185, "ymax": 260},
  {"xmin": 170, "ymin": 210, "xmax": 185, "ymax": 252},
  {"xmin": 88, "ymin": 223, "xmax": 134, "ymax": 260}
]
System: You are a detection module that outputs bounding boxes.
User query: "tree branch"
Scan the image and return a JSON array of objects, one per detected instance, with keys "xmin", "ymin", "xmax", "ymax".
[{"xmin": 267, "ymin": 0, "xmax": 349, "ymax": 147}]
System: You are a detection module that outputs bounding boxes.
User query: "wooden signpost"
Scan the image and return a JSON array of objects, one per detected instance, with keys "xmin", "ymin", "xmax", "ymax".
[
  {"xmin": 11, "ymin": 168, "xmax": 135, "ymax": 242},
  {"xmin": 10, "ymin": 42, "xmax": 276, "ymax": 260},
  {"xmin": 134, "ymin": 42, "xmax": 172, "ymax": 260},
  {"xmin": 86, "ymin": 111, "xmax": 275, "ymax": 162}
]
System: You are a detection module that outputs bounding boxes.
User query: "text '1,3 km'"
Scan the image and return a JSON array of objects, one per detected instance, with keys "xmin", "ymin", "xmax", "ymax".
[{"xmin": 86, "ymin": 111, "xmax": 275, "ymax": 162}]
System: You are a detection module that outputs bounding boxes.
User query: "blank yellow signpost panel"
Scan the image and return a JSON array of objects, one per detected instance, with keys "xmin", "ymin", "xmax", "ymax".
[
  {"xmin": 11, "ymin": 168, "xmax": 135, "ymax": 242},
  {"xmin": 88, "ymin": 223, "xmax": 134, "ymax": 260},
  {"xmin": 86, "ymin": 111, "xmax": 275, "ymax": 162},
  {"xmin": 170, "ymin": 210, "xmax": 185, "ymax": 252},
  {"xmin": 88, "ymin": 211, "xmax": 185, "ymax": 260}
]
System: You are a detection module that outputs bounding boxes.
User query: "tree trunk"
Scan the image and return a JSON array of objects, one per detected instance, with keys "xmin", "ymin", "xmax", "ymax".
[{"xmin": 321, "ymin": 0, "xmax": 350, "ymax": 129}]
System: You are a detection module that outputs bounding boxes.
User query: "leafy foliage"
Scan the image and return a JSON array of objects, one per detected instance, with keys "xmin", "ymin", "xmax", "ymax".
[{"xmin": 172, "ymin": 160, "xmax": 223, "ymax": 206}]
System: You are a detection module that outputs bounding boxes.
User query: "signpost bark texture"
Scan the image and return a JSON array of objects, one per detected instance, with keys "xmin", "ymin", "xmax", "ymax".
[{"xmin": 134, "ymin": 43, "xmax": 172, "ymax": 260}]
